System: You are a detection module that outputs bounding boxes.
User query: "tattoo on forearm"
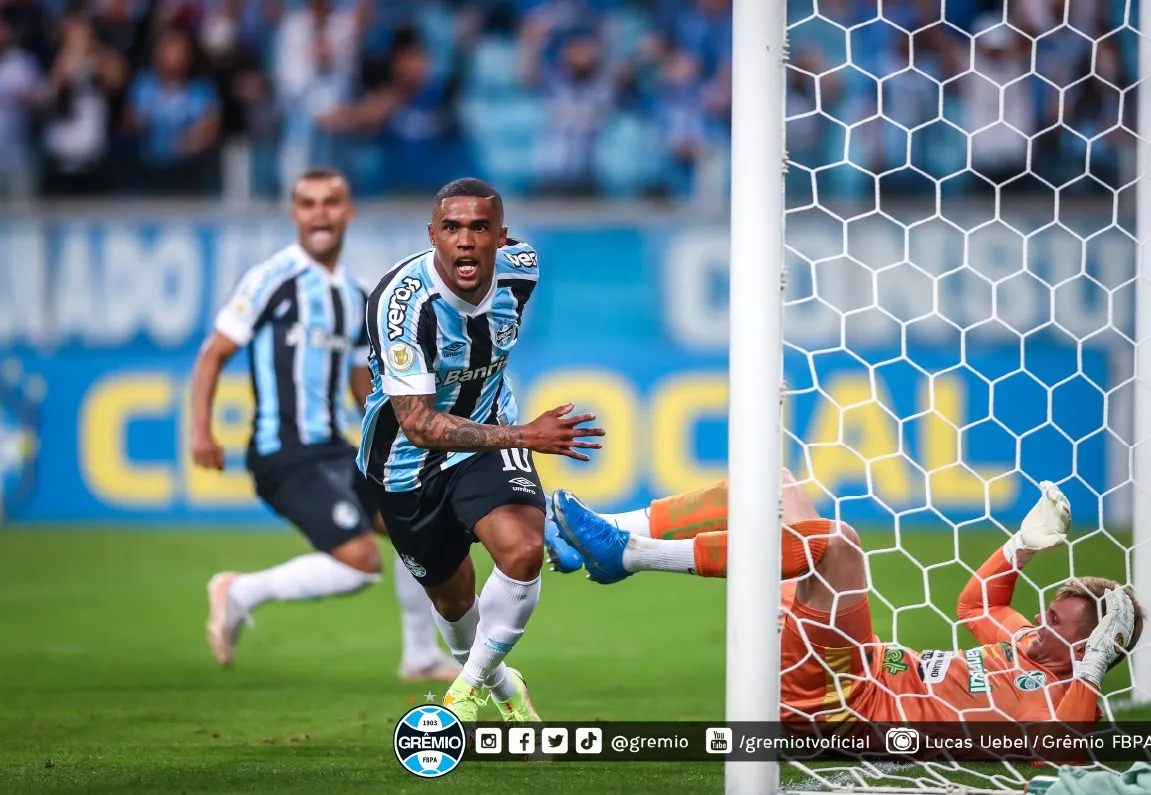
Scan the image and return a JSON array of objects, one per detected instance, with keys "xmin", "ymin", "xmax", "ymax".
[{"xmin": 392, "ymin": 395, "xmax": 525, "ymax": 451}]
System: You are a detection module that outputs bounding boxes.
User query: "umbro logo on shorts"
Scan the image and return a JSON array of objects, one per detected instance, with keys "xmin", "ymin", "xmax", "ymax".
[{"xmin": 508, "ymin": 477, "xmax": 536, "ymax": 494}]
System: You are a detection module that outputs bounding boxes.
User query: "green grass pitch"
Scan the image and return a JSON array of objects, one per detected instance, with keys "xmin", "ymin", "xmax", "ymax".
[{"xmin": 0, "ymin": 526, "xmax": 1145, "ymax": 794}]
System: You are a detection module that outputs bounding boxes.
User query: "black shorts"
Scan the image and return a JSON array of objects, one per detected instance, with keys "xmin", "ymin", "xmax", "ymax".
[
  {"xmin": 248, "ymin": 444, "xmax": 379, "ymax": 552},
  {"xmin": 372, "ymin": 449, "xmax": 546, "ymax": 587}
]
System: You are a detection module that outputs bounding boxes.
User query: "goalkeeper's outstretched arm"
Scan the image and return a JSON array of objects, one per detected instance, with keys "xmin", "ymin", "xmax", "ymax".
[{"xmin": 957, "ymin": 482, "xmax": 1070, "ymax": 646}]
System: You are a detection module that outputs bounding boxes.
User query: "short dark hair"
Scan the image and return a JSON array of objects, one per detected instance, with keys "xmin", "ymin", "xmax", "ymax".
[
  {"xmin": 433, "ymin": 178, "xmax": 503, "ymax": 221},
  {"xmin": 292, "ymin": 167, "xmax": 350, "ymax": 198}
]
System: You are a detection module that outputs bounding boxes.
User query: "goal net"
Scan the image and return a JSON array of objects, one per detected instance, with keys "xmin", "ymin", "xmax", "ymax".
[{"xmin": 771, "ymin": 0, "xmax": 1151, "ymax": 792}]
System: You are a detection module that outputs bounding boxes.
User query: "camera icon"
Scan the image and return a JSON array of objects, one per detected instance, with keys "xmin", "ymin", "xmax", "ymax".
[
  {"xmin": 474, "ymin": 728, "xmax": 502, "ymax": 754},
  {"xmin": 885, "ymin": 727, "xmax": 919, "ymax": 755}
]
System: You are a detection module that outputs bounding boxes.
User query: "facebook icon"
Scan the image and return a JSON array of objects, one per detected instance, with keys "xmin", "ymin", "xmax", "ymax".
[{"xmin": 508, "ymin": 728, "xmax": 535, "ymax": 755}]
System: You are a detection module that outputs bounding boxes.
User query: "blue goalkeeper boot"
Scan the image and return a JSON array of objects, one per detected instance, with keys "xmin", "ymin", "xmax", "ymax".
[
  {"xmin": 552, "ymin": 489, "xmax": 632, "ymax": 585},
  {"xmin": 544, "ymin": 493, "xmax": 586, "ymax": 574}
]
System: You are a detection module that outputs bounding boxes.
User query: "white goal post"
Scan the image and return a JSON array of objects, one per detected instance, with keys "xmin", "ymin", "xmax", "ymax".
[
  {"xmin": 725, "ymin": 0, "xmax": 1151, "ymax": 792},
  {"xmin": 726, "ymin": 2, "xmax": 787, "ymax": 795},
  {"xmin": 1132, "ymin": 0, "xmax": 1151, "ymax": 708}
]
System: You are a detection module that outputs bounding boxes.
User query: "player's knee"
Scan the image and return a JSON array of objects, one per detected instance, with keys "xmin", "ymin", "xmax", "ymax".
[
  {"xmin": 331, "ymin": 534, "xmax": 381, "ymax": 574},
  {"xmin": 497, "ymin": 535, "xmax": 545, "ymax": 581},
  {"xmin": 821, "ymin": 522, "xmax": 862, "ymax": 565},
  {"xmin": 832, "ymin": 521, "xmax": 861, "ymax": 548},
  {"xmin": 430, "ymin": 593, "xmax": 474, "ymax": 623}
]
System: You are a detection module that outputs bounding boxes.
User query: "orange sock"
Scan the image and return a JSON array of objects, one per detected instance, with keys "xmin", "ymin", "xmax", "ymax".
[
  {"xmin": 690, "ymin": 521, "xmax": 830, "ymax": 580},
  {"xmin": 649, "ymin": 481, "xmax": 728, "ymax": 540},
  {"xmin": 782, "ymin": 519, "xmax": 831, "ymax": 579},
  {"xmin": 692, "ymin": 531, "xmax": 728, "ymax": 577}
]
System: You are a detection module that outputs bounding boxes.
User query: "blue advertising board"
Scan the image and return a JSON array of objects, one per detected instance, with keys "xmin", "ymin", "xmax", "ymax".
[{"xmin": 0, "ymin": 205, "xmax": 1135, "ymax": 527}]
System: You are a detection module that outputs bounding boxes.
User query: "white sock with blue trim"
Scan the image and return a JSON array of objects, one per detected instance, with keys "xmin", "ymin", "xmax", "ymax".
[
  {"xmin": 432, "ymin": 599, "xmax": 516, "ymax": 701},
  {"xmin": 459, "ymin": 568, "xmax": 541, "ymax": 691}
]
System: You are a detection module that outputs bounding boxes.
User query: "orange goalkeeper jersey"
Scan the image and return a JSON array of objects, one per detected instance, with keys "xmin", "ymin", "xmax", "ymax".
[{"xmin": 779, "ymin": 548, "xmax": 1100, "ymax": 724}]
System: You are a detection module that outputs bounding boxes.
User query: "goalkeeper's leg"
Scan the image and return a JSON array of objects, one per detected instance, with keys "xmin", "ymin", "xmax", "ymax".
[
  {"xmin": 617, "ymin": 518, "xmax": 853, "ymax": 586},
  {"xmin": 547, "ymin": 470, "xmax": 819, "ymax": 573},
  {"xmin": 644, "ymin": 468, "xmax": 819, "ymax": 539},
  {"xmin": 554, "ymin": 481, "xmax": 848, "ymax": 587}
]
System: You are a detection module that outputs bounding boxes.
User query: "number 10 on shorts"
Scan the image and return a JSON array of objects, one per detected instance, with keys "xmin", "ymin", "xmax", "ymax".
[{"xmin": 499, "ymin": 449, "xmax": 533, "ymax": 473}]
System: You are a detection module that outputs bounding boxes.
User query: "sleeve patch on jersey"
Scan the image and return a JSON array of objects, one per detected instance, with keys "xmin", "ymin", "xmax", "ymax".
[
  {"xmin": 231, "ymin": 295, "xmax": 253, "ymax": 318},
  {"xmin": 505, "ymin": 250, "xmax": 538, "ymax": 269},
  {"xmin": 918, "ymin": 650, "xmax": 955, "ymax": 685},
  {"xmin": 388, "ymin": 341, "xmax": 417, "ymax": 372},
  {"xmin": 881, "ymin": 647, "xmax": 910, "ymax": 675},
  {"xmin": 387, "ymin": 277, "xmax": 423, "ymax": 340}
]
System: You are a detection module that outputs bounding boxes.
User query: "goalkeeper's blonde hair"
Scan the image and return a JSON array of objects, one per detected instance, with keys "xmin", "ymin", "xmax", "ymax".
[{"xmin": 1054, "ymin": 577, "xmax": 1145, "ymax": 668}]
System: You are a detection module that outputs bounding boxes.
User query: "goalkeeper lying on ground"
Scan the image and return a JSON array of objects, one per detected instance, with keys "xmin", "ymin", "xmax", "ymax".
[{"xmin": 547, "ymin": 475, "xmax": 1143, "ymax": 724}]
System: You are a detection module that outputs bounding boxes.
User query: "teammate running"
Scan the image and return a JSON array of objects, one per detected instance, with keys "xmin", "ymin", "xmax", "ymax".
[
  {"xmin": 550, "ymin": 477, "xmax": 1142, "ymax": 727},
  {"xmin": 191, "ymin": 168, "xmax": 459, "ymax": 682},
  {"xmin": 358, "ymin": 178, "xmax": 605, "ymax": 722}
]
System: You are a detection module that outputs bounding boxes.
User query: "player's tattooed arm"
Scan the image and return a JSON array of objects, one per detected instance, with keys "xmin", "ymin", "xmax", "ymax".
[
  {"xmin": 391, "ymin": 395, "xmax": 525, "ymax": 451},
  {"xmin": 392, "ymin": 395, "xmax": 606, "ymax": 460}
]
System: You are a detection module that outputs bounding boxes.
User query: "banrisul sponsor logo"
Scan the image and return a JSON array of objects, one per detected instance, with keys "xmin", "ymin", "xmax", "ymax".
[
  {"xmin": 965, "ymin": 648, "xmax": 991, "ymax": 694},
  {"xmin": 438, "ymin": 356, "xmax": 508, "ymax": 386},
  {"xmin": 387, "ymin": 277, "xmax": 422, "ymax": 340},
  {"xmin": 394, "ymin": 705, "xmax": 465, "ymax": 778}
]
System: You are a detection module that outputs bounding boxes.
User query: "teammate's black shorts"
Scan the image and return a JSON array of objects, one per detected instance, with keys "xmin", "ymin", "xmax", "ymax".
[
  {"xmin": 372, "ymin": 449, "xmax": 547, "ymax": 587},
  {"xmin": 248, "ymin": 444, "xmax": 379, "ymax": 552}
]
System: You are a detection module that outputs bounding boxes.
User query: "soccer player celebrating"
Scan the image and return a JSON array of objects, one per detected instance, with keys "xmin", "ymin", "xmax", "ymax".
[
  {"xmin": 358, "ymin": 178, "xmax": 605, "ymax": 722},
  {"xmin": 191, "ymin": 168, "xmax": 459, "ymax": 682},
  {"xmin": 551, "ymin": 478, "xmax": 1143, "ymax": 726}
]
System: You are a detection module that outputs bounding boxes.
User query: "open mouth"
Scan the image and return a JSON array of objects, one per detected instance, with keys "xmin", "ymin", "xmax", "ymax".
[
  {"xmin": 456, "ymin": 258, "xmax": 478, "ymax": 279},
  {"xmin": 309, "ymin": 226, "xmax": 335, "ymax": 243}
]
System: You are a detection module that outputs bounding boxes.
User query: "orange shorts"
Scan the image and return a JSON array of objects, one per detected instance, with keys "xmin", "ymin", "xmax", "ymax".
[{"xmin": 780, "ymin": 596, "xmax": 885, "ymax": 723}]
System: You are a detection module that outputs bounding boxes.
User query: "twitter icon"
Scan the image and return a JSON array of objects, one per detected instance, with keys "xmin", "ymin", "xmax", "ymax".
[{"xmin": 543, "ymin": 728, "xmax": 569, "ymax": 754}]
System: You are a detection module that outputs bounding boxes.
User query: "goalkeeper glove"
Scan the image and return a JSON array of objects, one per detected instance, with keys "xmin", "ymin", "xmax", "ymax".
[
  {"xmin": 1074, "ymin": 587, "xmax": 1136, "ymax": 688},
  {"xmin": 1003, "ymin": 481, "xmax": 1069, "ymax": 566}
]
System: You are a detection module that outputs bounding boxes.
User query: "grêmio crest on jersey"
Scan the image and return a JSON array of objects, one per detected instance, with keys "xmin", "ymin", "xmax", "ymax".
[{"xmin": 357, "ymin": 241, "xmax": 538, "ymax": 492}]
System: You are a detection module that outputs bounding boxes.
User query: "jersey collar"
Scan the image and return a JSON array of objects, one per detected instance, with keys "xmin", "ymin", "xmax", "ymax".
[
  {"xmin": 291, "ymin": 244, "xmax": 347, "ymax": 286},
  {"xmin": 424, "ymin": 252, "xmax": 496, "ymax": 316}
]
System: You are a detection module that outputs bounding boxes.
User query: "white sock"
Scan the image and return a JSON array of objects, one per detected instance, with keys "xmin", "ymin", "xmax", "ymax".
[
  {"xmin": 433, "ymin": 600, "xmax": 479, "ymax": 665},
  {"xmin": 602, "ymin": 507, "xmax": 652, "ymax": 537},
  {"xmin": 460, "ymin": 568, "xmax": 541, "ymax": 691},
  {"xmin": 229, "ymin": 552, "xmax": 380, "ymax": 612},
  {"xmin": 392, "ymin": 551, "xmax": 445, "ymax": 670},
  {"xmin": 432, "ymin": 599, "xmax": 517, "ymax": 701},
  {"xmin": 621, "ymin": 535, "xmax": 697, "ymax": 574}
]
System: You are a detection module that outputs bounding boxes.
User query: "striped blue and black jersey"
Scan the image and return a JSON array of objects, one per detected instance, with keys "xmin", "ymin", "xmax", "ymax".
[
  {"xmin": 356, "ymin": 240, "xmax": 539, "ymax": 492},
  {"xmin": 215, "ymin": 244, "xmax": 371, "ymax": 458}
]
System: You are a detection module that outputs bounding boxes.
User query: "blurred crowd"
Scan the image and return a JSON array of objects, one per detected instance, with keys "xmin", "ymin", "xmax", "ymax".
[{"xmin": 0, "ymin": 0, "xmax": 1138, "ymax": 203}]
